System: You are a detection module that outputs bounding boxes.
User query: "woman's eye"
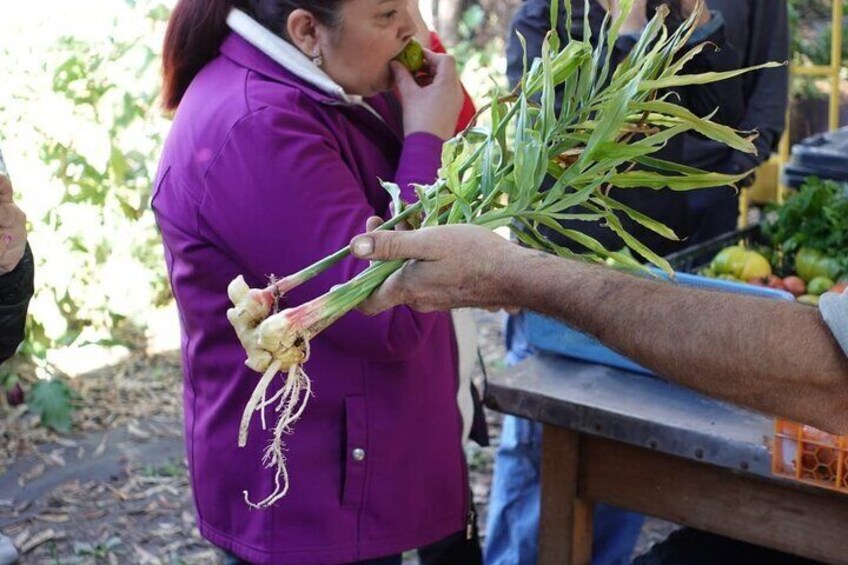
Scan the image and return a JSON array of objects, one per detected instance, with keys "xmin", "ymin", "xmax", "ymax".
[{"xmin": 381, "ymin": 10, "xmax": 398, "ymax": 19}]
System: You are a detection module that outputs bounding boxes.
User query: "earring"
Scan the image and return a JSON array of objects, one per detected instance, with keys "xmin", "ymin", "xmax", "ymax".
[{"xmin": 312, "ymin": 51, "xmax": 323, "ymax": 67}]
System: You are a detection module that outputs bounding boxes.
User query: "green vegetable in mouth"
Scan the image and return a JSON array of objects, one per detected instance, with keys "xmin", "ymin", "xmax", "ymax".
[{"xmin": 394, "ymin": 39, "xmax": 425, "ymax": 73}]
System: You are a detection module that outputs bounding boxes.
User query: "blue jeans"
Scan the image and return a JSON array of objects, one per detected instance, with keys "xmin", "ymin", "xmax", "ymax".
[{"xmin": 484, "ymin": 314, "xmax": 645, "ymax": 565}]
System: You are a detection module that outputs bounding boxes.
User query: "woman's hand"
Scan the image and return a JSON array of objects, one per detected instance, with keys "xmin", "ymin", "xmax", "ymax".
[
  {"xmin": 0, "ymin": 174, "xmax": 27, "ymax": 275},
  {"xmin": 392, "ymin": 49, "xmax": 463, "ymax": 141}
]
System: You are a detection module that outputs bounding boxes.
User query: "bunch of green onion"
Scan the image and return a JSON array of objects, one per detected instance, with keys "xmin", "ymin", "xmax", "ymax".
[{"xmin": 227, "ymin": 0, "xmax": 783, "ymax": 508}]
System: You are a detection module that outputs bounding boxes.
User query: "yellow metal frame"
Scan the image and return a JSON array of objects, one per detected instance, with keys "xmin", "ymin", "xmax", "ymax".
[{"xmin": 739, "ymin": 0, "xmax": 844, "ymax": 223}]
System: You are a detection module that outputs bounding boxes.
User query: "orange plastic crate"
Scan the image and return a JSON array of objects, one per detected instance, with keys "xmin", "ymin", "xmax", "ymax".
[{"xmin": 772, "ymin": 419, "xmax": 848, "ymax": 493}]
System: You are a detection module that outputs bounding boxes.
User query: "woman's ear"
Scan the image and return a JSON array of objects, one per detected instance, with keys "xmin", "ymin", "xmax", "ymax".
[{"xmin": 286, "ymin": 8, "xmax": 319, "ymax": 56}]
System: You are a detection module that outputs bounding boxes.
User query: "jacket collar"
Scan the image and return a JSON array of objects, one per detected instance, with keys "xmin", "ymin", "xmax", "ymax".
[{"xmin": 225, "ymin": 8, "xmax": 385, "ymax": 123}]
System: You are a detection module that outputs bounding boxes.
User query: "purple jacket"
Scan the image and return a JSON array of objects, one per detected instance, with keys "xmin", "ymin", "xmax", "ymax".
[{"xmin": 152, "ymin": 31, "xmax": 467, "ymax": 564}]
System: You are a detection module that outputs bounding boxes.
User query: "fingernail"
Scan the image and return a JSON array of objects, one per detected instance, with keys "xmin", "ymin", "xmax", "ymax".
[{"xmin": 353, "ymin": 236, "xmax": 374, "ymax": 257}]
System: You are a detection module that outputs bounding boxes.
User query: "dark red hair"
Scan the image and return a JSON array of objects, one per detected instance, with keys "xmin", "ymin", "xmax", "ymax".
[{"xmin": 161, "ymin": 0, "xmax": 345, "ymax": 111}]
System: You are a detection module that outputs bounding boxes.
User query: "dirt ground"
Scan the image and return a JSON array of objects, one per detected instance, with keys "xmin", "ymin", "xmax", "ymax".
[{"xmin": 0, "ymin": 310, "xmax": 675, "ymax": 563}]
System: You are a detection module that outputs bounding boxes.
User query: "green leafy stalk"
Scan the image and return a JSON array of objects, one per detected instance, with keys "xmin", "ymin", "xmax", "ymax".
[{"xmin": 227, "ymin": 0, "xmax": 783, "ymax": 508}]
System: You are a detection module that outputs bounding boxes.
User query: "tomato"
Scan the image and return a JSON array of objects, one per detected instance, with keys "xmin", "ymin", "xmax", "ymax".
[
  {"xmin": 711, "ymin": 247, "xmax": 772, "ymax": 280},
  {"xmin": 808, "ymin": 276, "xmax": 835, "ymax": 296},
  {"xmin": 766, "ymin": 275, "xmax": 786, "ymax": 290},
  {"xmin": 782, "ymin": 276, "xmax": 806, "ymax": 297},
  {"xmin": 711, "ymin": 246, "xmax": 747, "ymax": 276},
  {"xmin": 795, "ymin": 248, "xmax": 842, "ymax": 282},
  {"xmin": 797, "ymin": 294, "xmax": 821, "ymax": 306},
  {"xmin": 739, "ymin": 251, "xmax": 772, "ymax": 280},
  {"xmin": 831, "ymin": 282, "xmax": 848, "ymax": 294}
]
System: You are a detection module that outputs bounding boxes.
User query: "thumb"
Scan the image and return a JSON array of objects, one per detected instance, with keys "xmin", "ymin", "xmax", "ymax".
[{"xmin": 351, "ymin": 230, "xmax": 436, "ymax": 262}]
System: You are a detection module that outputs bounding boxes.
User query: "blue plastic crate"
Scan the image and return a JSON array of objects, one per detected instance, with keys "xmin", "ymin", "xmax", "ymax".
[{"xmin": 525, "ymin": 270, "xmax": 796, "ymax": 376}]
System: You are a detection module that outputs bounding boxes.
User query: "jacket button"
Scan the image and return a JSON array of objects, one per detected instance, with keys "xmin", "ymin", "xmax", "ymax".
[{"xmin": 352, "ymin": 448, "xmax": 366, "ymax": 461}]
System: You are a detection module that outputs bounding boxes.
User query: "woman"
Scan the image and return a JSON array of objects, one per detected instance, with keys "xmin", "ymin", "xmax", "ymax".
[{"xmin": 153, "ymin": 1, "xmax": 472, "ymax": 563}]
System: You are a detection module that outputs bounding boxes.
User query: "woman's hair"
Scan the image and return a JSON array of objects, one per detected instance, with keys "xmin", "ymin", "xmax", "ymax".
[{"xmin": 162, "ymin": 0, "xmax": 345, "ymax": 111}]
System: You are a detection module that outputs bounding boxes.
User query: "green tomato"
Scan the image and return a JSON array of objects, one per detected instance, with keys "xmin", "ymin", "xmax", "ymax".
[
  {"xmin": 795, "ymin": 247, "xmax": 842, "ymax": 282},
  {"xmin": 818, "ymin": 256, "xmax": 843, "ymax": 281},
  {"xmin": 711, "ymin": 246, "xmax": 747, "ymax": 276},
  {"xmin": 394, "ymin": 39, "xmax": 425, "ymax": 73},
  {"xmin": 794, "ymin": 247, "xmax": 821, "ymax": 282},
  {"xmin": 739, "ymin": 251, "xmax": 772, "ymax": 281},
  {"xmin": 796, "ymin": 294, "xmax": 821, "ymax": 307},
  {"xmin": 807, "ymin": 276, "xmax": 835, "ymax": 296}
]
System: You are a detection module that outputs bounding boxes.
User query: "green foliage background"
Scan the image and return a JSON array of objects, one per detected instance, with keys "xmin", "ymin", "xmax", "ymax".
[
  {"xmin": 788, "ymin": 0, "xmax": 848, "ymax": 98},
  {"xmin": 0, "ymin": 0, "xmax": 174, "ymax": 429}
]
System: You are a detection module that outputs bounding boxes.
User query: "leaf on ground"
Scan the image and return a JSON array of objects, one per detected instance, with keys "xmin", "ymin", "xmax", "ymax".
[
  {"xmin": 28, "ymin": 380, "xmax": 74, "ymax": 433},
  {"xmin": 18, "ymin": 463, "xmax": 46, "ymax": 486},
  {"xmin": 94, "ymin": 433, "xmax": 109, "ymax": 458},
  {"xmin": 35, "ymin": 513, "xmax": 71, "ymax": 523},
  {"xmin": 44, "ymin": 448, "xmax": 67, "ymax": 467},
  {"xmin": 21, "ymin": 528, "xmax": 61, "ymax": 554},
  {"xmin": 128, "ymin": 422, "xmax": 151, "ymax": 440},
  {"xmin": 133, "ymin": 543, "xmax": 162, "ymax": 565}
]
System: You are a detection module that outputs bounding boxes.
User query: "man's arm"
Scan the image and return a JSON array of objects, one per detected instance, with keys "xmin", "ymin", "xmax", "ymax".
[{"xmin": 351, "ymin": 226, "xmax": 848, "ymax": 434}]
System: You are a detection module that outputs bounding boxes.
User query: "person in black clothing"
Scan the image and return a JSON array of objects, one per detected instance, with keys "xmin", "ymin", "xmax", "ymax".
[
  {"xmin": 0, "ymin": 150, "xmax": 34, "ymax": 364},
  {"xmin": 679, "ymin": 0, "xmax": 789, "ymax": 244}
]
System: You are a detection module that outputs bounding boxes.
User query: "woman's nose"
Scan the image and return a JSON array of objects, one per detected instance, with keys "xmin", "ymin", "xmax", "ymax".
[{"xmin": 399, "ymin": 8, "xmax": 416, "ymax": 42}]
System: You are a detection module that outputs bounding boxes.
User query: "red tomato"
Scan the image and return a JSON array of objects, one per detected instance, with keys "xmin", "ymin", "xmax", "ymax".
[
  {"xmin": 767, "ymin": 275, "xmax": 786, "ymax": 290},
  {"xmin": 782, "ymin": 276, "xmax": 806, "ymax": 297}
]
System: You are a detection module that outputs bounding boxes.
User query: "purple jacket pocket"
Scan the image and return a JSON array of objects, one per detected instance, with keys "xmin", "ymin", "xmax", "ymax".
[{"xmin": 342, "ymin": 395, "xmax": 368, "ymax": 509}]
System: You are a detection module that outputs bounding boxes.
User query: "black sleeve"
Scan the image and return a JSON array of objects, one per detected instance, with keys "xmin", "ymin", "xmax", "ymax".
[
  {"xmin": 0, "ymin": 244, "xmax": 34, "ymax": 364},
  {"xmin": 680, "ymin": 3, "xmax": 789, "ymax": 173},
  {"xmin": 675, "ymin": 12, "xmax": 744, "ymax": 120},
  {"xmin": 506, "ymin": 0, "xmax": 554, "ymax": 90},
  {"xmin": 735, "ymin": 0, "xmax": 789, "ymax": 169}
]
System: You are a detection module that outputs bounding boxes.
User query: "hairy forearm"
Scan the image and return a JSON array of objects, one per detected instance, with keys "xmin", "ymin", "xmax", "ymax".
[{"xmin": 504, "ymin": 248, "xmax": 848, "ymax": 433}]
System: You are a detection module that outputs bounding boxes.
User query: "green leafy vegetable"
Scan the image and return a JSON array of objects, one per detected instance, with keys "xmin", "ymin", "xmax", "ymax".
[{"xmin": 763, "ymin": 177, "xmax": 848, "ymax": 274}]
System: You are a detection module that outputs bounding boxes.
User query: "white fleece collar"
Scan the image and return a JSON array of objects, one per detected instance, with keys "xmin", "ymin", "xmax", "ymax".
[{"xmin": 226, "ymin": 8, "xmax": 384, "ymax": 122}]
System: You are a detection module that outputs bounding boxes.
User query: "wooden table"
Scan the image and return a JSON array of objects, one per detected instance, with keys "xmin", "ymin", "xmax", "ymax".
[{"xmin": 484, "ymin": 354, "xmax": 848, "ymax": 565}]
